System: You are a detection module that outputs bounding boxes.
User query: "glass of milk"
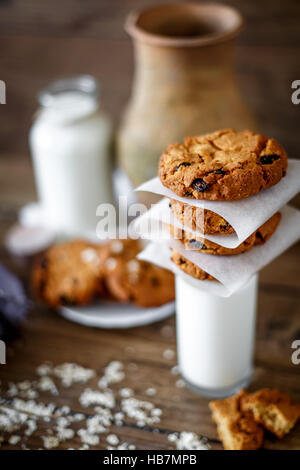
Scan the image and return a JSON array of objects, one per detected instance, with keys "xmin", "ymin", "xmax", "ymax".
[
  {"xmin": 29, "ymin": 75, "xmax": 115, "ymax": 236},
  {"xmin": 175, "ymin": 274, "xmax": 258, "ymax": 398}
]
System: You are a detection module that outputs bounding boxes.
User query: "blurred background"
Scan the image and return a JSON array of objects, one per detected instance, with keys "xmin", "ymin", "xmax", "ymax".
[{"xmin": 0, "ymin": 0, "xmax": 299, "ymax": 212}]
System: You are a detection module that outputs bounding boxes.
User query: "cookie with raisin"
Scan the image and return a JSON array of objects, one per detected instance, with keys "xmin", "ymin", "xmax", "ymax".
[
  {"xmin": 168, "ymin": 212, "xmax": 281, "ymax": 255},
  {"xmin": 159, "ymin": 129, "xmax": 287, "ymax": 200},
  {"xmin": 32, "ymin": 239, "xmax": 104, "ymax": 307},
  {"xmin": 102, "ymin": 239, "xmax": 175, "ymax": 307},
  {"xmin": 170, "ymin": 199, "xmax": 234, "ymax": 235},
  {"xmin": 170, "ymin": 249, "xmax": 215, "ymax": 281}
]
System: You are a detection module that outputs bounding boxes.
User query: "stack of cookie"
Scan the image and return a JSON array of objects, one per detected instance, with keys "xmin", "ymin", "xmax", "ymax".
[{"xmin": 157, "ymin": 129, "xmax": 288, "ymax": 281}]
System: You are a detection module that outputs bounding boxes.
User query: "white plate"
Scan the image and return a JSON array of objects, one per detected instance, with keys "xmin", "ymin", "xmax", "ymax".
[{"xmin": 59, "ymin": 300, "xmax": 175, "ymax": 329}]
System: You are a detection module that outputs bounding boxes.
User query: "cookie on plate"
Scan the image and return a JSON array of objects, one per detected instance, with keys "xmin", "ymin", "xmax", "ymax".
[
  {"xmin": 159, "ymin": 129, "xmax": 287, "ymax": 200},
  {"xmin": 209, "ymin": 390, "xmax": 264, "ymax": 450},
  {"xmin": 168, "ymin": 212, "xmax": 281, "ymax": 255},
  {"xmin": 105, "ymin": 258, "xmax": 175, "ymax": 308},
  {"xmin": 32, "ymin": 240, "xmax": 104, "ymax": 307},
  {"xmin": 171, "ymin": 249, "xmax": 215, "ymax": 281},
  {"xmin": 170, "ymin": 199, "xmax": 234, "ymax": 235},
  {"xmin": 241, "ymin": 388, "xmax": 300, "ymax": 439},
  {"xmin": 102, "ymin": 239, "xmax": 175, "ymax": 307}
]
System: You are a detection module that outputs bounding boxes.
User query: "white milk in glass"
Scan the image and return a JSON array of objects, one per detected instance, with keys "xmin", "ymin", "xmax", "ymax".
[
  {"xmin": 176, "ymin": 274, "xmax": 258, "ymax": 398},
  {"xmin": 29, "ymin": 75, "xmax": 114, "ymax": 236}
]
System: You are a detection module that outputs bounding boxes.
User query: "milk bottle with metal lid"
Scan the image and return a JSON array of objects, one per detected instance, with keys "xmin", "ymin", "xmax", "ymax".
[{"xmin": 29, "ymin": 75, "xmax": 114, "ymax": 236}]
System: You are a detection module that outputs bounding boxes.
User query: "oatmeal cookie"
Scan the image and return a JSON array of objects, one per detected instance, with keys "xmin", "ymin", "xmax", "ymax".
[
  {"xmin": 241, "ymin": 389, "xmax": 300, "ymax": 439},
  {"xmin": 170, "ymin": 199, "xmax": 234, "ymax": 235},
  {"xmin": 32, "ymin": 239, "xmax": 104, "ymax": 307},
  {"xmin": 168, "ymin": 212, "xmax": 281, "ymax": 255},
  {"xmin": 171, "ymin": 249, "xmax": 215, "ymax": 281},
  {"xmin": 100, "ymin": 238, "xmax": 174, "ymax": 307},
  {"xmin": 159, "ymin": 129, "xmax": 287, "ymax": 200},
  {"xmin": 209, "ymin": 390, "xmax": 264, "ymax": 450},
  {"xmin": 104, "ymin": 257, "xmax": 175, "ymax": 307}
]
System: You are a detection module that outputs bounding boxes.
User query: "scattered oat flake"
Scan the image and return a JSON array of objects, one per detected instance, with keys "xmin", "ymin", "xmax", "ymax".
[
  {"xmin": 0, "ymin": 407, "xmax": 28, "ymax": 433},
  {"xmin": 53, "ymin": 363, "xmax": 95, "ymax": 387},
  {"xmin": 12, "ymin": 398, "xmax": 56, "ymax": 417},
  {"xmin": 36, "ymin": 363, "xmax": 53, "ymax": 377},
  {"xmin": 119, "ymin": 387, "xmax": 133, "ymax": 398},
  {"xmin": 25, "ymin": 419, "xmax": 37, "ymax": 436},
  {"xmin": 8, "ymin": 434, "xmax": 21, "ymax": 445},
  {"xmin": 42, "ymin": 435, "xmax": 60, "ymax": 449},
  {"xmin": 98, "ymin": 361, "xmax": 125, "ymax": 388},
  {"xmin": 176, "ymin": 379, "xmax": 186, "ymax": 389},
  {"xmin": 106, "ymin": 434, "xmax": 119, "ymax": 446},
  {"xmin": 38, "ymin": 376, "xmax": 58, "ymax": 395},
  {"xmin": 0, "ymin": 359, "xmax": 211, "ymax": 450},
  {"xmin": 168, "ymin": 432, "xmax": 209, "ymax": 450},
  {"xmin": 77, "ymin": 430, "xmax": 99, "ymax": 446},
  {"xmin": 121, "ymin": 397, "xmax": 161, "ymax": 426},
  {"xmin": 163, "ymin": 349, "xmax": 175, "ymax": 360},
  {"xmin": 107, "ymin": 441, "xmax": 136, "ymax": 450},
  {"xmin": 79, "ymin": 389, "xmax": 115, "ymax": 409},
  {"xmin": 160, "ymin": 325, "xmax": 174, "ymax": 338}
]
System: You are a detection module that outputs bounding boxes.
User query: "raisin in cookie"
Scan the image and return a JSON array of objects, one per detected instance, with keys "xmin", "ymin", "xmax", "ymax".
[
  {"xmin": 32, "ymin": 240, "xmax": 104, "ymax": 307},
  {"xmin": 159, "ymin": 129, "xmax": 287, "ymax": 200},
  {"xmin": 171, "ymin": 249, "xmax": 215, "ymax": 281},
  {"xmin": 168, "ymin": 212, "xmax": 281, "ymax": 255},
  {"xmin": 170, "ymin": 199, "xmax": 234, "ymax": 235},
  {"xmin": 209, "ymin": 390, "xmax": 264, "ymax": 450},
  {"xmin": 241, "ymin": 389, "xmax": 300, "ymax": 439}
]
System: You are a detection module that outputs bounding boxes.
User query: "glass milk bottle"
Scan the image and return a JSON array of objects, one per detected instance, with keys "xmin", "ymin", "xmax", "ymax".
[{"xmin": 29, "ymin": 75, "xmax": 114, "ymax": 236}]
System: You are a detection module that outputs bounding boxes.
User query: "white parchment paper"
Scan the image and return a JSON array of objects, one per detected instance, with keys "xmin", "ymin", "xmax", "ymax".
[
  {"xmin": 138, "ymin": 205, "xmax": 300, "ymax": 297},
  {"xmin": 133, "ymin": 198, "xmax": 239, "ymax": 248},
  {"xmin": 136, "ymin": 159, "xmax": 300, "ymax": 246}
]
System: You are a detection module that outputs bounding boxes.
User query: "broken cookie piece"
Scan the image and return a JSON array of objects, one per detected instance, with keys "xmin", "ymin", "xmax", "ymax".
[
  {"xmin": 209, "ymin": 390, "xmax": 264, "ymax": 450},
  {"xmin": 241, "ymin": 388, "xmax": 300, "ymax": 439}
]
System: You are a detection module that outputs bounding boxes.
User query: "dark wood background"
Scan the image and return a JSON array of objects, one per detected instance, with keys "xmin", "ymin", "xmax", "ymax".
[{"xmin": 0, "ymin": 0, "xmax": 299, "ymax": 162}]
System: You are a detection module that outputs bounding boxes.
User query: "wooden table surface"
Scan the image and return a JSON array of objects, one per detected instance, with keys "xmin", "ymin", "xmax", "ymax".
[{"xmin": 0, "ymin": 159, "xmax": 299, "ymax": 451}]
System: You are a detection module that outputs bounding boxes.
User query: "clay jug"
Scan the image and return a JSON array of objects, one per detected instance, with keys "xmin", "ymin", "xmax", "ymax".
[{"xmin": 117, "ymin": 3, "xmax": 255, "ymax": 187}]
